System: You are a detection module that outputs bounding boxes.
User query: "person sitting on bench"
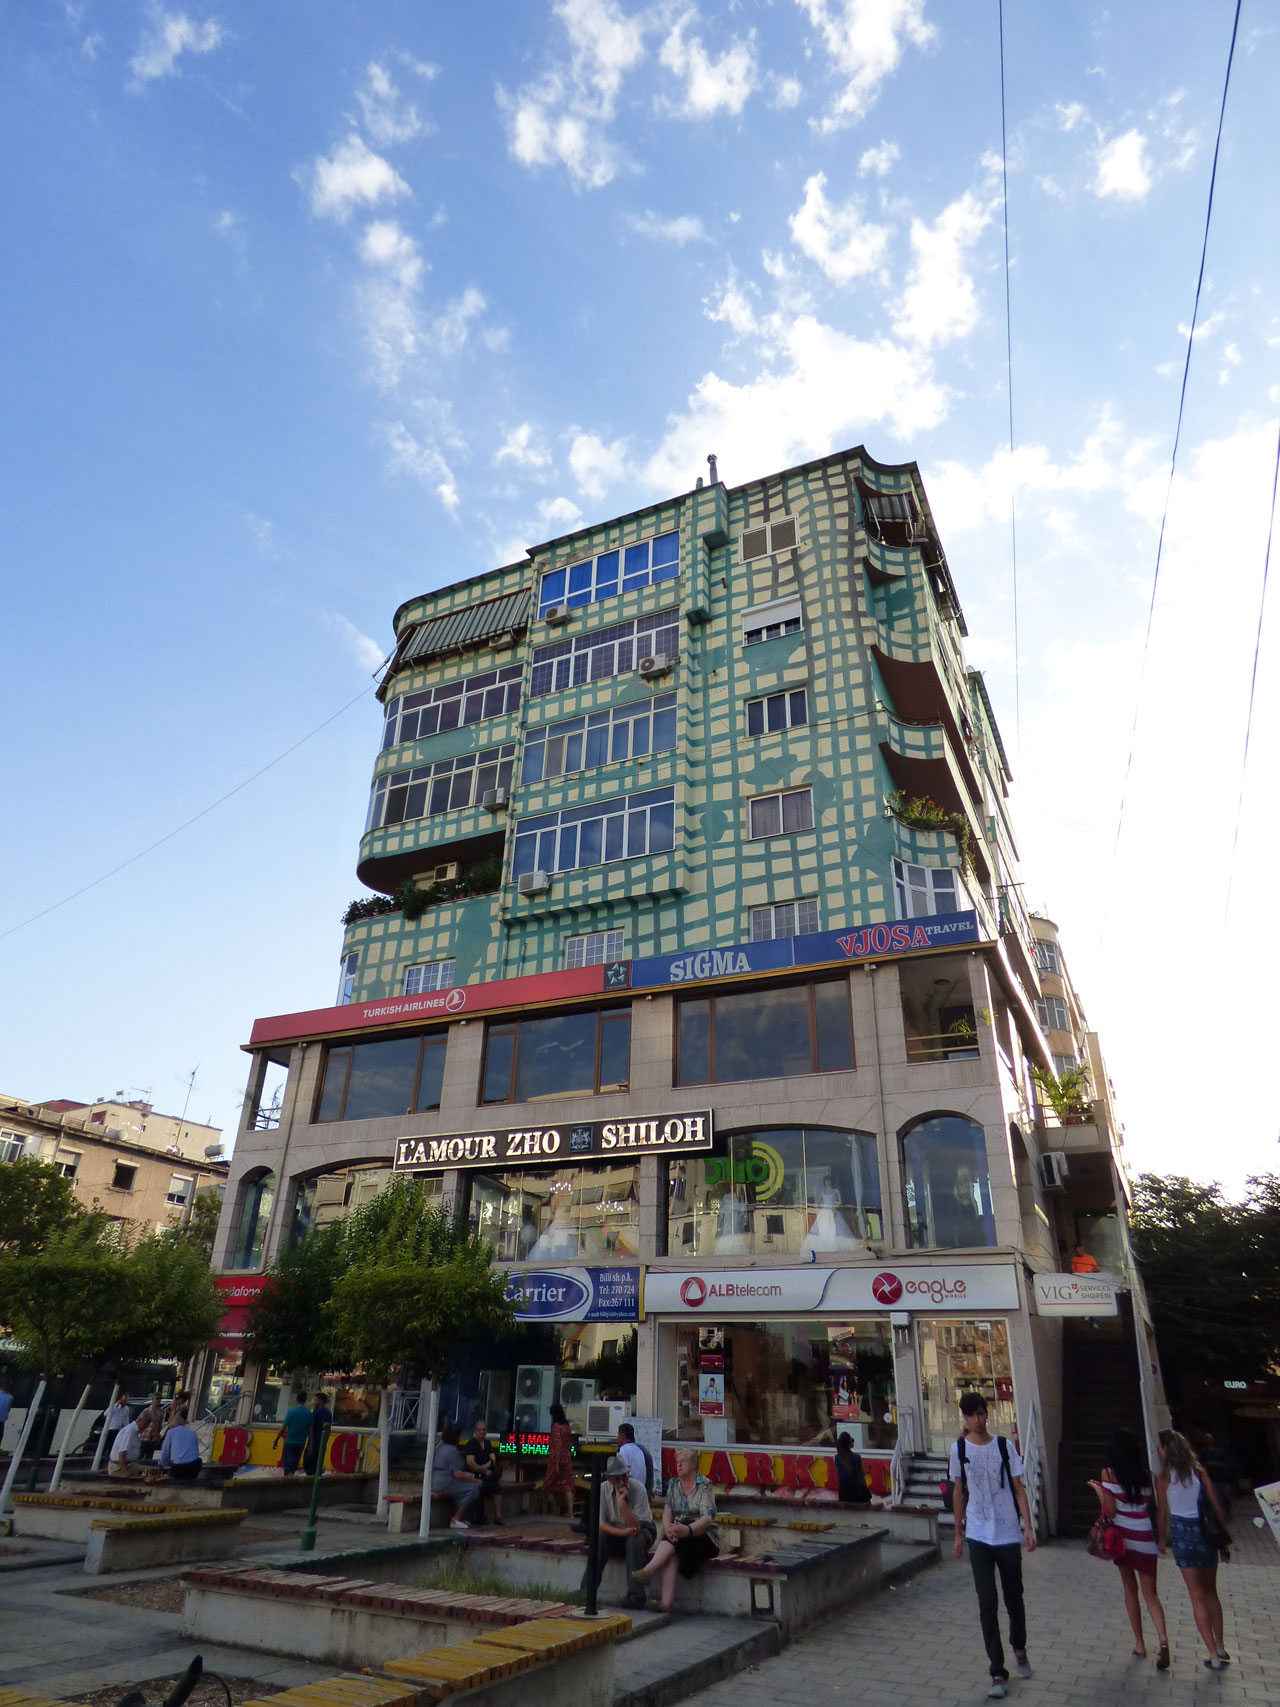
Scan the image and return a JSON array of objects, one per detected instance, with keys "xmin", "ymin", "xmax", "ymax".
[
  {"xmin": 582, "ymin": 1455, "xmax": 655, "ymax": 1609},
  {"xmin": 157, "ymin": 1418, "xmax": 203, "ymax": 1481},
  {"xmin": 433, "ymin": 1420, "xmax": 482, "ymax": 1529},
  {"xmin": 465, "ymin": 1416, "xmax": 503, "ymax": 1524}
]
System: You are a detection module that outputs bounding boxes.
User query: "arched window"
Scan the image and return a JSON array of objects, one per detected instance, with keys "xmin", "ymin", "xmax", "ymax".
[
  {"xmin": 232, "ymin": 1170, "xmax": 275, "ymax": 1270},
  {"xmin": 901, "ymin": 1115, "xmax": 995, "ymax": 1249}
]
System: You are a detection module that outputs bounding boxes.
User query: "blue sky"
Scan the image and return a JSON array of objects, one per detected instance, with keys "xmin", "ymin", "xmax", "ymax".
[{"xmin": 3, "ymin": 2, "xmax": 1277, "ymax": 1193}]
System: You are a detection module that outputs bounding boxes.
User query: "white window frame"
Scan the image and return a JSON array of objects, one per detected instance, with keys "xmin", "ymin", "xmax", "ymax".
[
  {"xmin": 742, "ymin": 596, "xmax": 803, "ymax": 647},
  {"xmin": 337, "ymin": 950, "xmax": 359, "ymax": 1007},
  {"xmin": 740, "ymin": 518, "xmax": 799, "ymax": 562},
  {"xmin": 0, "ymin": 1130, "xmax": 29, "ymax": 1165},
  {"xmin": 748, "ymin": 787, "xmax": 814, "ymax": 840},
  {"xmin": 746, "ymin": 688, "xmax": 808, "ymax": 736},
  {"xmin": 530, "ymin": 609, "xmax": 680, "ymax": 698},
  {"xmin": 892, "ymin": 857, "xmax": 963, "ymax": 919},
  {"xmin": 522, "ymin": 694, "xmax": 676, "ymax": 784},
  {"xmin": 538, "ymin": 530, "xmax": 680, "ymax": 617},
  {"xmin": 367, "ymin": 743, "xmax": 517, "ymax": 832},
  {"xmin": 564, "ymin": 930, "xmax": 626, "ymax": 969},
  {"xmin": 1034, "ymin": 939, "xmax": 1062, "ymax": 976},
  {"xmin": 381, "ymin": 665, "xmax": 522, "ymax": 750},
  {"xmin": 1051, "ymin": 1053, "xmax": 1077, "ymax": 1078},
  {"xmin": 513, "ymin": 786, "xmax": 676, "ymax": 877},
  {"xmin": 166, "ymin": 1174, "xmax": 195, "ymax": 1206},
  {"xmin": 54, "ymin": 1149, "xmax": 81, "ymax": 1181},
  {"xmin": 403, "ymin": 959, "xmax": 457, "ymax": 996},
  {"xmin": 750, "ymin": 899, "xmax": 819, "ymax": 941},
  {"xmin": 1035, "ymin": 995, "xmax": 1071, "ymax": 1033}
]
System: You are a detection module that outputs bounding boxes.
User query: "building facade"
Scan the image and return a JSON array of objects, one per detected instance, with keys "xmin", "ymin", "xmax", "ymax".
[{"xmin": 218, "ymin": 447, "xmax": 1148, "ymax": 1523}]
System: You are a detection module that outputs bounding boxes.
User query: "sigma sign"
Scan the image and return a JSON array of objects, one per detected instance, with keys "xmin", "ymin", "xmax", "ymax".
[{"xmin": 631, "ymin": 913, "xmax": 980, "ymax": 989}]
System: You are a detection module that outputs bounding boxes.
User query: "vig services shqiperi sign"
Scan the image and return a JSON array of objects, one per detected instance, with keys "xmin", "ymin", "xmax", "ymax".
[{"xmin": 392, "ymin": 1110, "xmax": 714, "ymax": 1173}]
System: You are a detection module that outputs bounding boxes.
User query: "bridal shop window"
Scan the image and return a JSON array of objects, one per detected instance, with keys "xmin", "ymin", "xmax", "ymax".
[
  {"xmin": 673, "ymin": 1318, "xmax": 897, "ymax": 1449},
  {"xmin": 676, "ymin": 976, "xmax": 854, "ymax": 1084},
  {"xmin": 901, "ymin": 1114, "xmax": 996, "ymax": 1249},
  {"xmin": 468, "ymin": 1159, "xmax": 641, "ymax": 1262},
  {"xmin": 666, "ymin": 1128, "xmax": 881, "ymax": 1258}
]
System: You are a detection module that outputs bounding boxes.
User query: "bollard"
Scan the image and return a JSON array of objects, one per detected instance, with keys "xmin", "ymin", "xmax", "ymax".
[{"xmin": 299, "ymin": 1423, "xmax": 331, "ymax": 1553}]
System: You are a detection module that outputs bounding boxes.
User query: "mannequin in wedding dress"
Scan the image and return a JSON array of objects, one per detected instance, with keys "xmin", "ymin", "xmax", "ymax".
[
  {"xmin": 713, "ymin": 1184, "xmax": 752, "ymax": 1255},
  {"xmin": 529, "ymin": 1181, "xmax": 579, "ymax": 1260},
  {"xmin": 800, "ymin": 1185, "xmax": 860, "ymax": 1257}
]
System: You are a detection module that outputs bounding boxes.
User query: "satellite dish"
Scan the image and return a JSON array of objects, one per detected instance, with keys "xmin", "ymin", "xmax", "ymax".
[{"xmin": 204, "ymin": 1144, "xmax": 225, "ymax": 1159}]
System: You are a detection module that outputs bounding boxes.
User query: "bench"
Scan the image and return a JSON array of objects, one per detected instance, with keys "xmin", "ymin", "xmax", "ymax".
[
  {"xmin": 386, "ymin": 1480, "xmax": 541, "ymax": 1533},
  {"xmin": 85, "ymin": 1508, "xmax": 249, "ymax": 1575}
]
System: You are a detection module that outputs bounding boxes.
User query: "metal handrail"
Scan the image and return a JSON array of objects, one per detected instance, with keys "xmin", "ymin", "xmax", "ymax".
[
  {"xmin": 1020, "ymin": 1400, "xmax": 1044, "ymax": 1535},
  {"xmin": 889, "ymin": 1408, "xmax": 916, "ymax": 1506},
  {"xmin": 389, "ymin": 1390, "xmax": 421, "ymax": 1432}
]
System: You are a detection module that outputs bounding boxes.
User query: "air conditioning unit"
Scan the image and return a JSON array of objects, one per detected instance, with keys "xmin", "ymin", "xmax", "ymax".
[
  {"xmin": 514, "ymin": 1364, "xmax": 556, "ymax": 1434},
  {"xmin": 482, "ymin": 787, "xmax": 509, "ymax": 811},
  {"xmin": 638, "ymin": 653, "xmax": 672, "ymax": 680},
  {"xmin": 558, "ymin": 1377, "xmax": 596, "ymax": 1410},
  {"xmin": 544, "ymin": 605, "xmax": 571, "ymax": 625},
  {"xmin": 583, "ymin": 1399, "xmax": 630, "ymax": 1440},
  {"xmin": 517, "ymin": 870, "xmax": 551, "ymax": 897},
  {"xmin": 1041, "ymin": 1151, "xmax": 1070, "ymax": 1190},
  {"xmin": 415, "ymin": 862, "xmax": 458, "ymax": 884}
]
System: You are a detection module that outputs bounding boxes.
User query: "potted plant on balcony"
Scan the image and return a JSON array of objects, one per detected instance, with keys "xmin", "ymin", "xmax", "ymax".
[
  {"xmin": 886, "ymin": 790, "xmax": 974, "ymax": 873},
  {"xmin": 1030, "ymin": 1063, "xmax": 1093, "ymax": 1125}
]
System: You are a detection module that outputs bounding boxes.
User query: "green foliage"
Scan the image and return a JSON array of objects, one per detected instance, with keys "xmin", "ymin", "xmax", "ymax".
[
  {"xmin": 121, "ymin": 1231, "xmax": 223, "ymax": 1364},
  {"xmin": 886, "ymin": 790, "xmax": 974, "ymax": 872},
  {"xmin": 1029, "ymin": 1063, "xmax": 1093, "ymax": 1123},
  {"xmin": 574, "ymin": 1328, "xmax": 638, "ymax": 1397},
  {"xmin": 244, "ymin": 1220, "xmax": 351, "ymax": 1375},
  {"xmin": 0, "ymin": 1157, "xmax": 92, "ymax": 1256},
  {"xmin": 1129, "ymin": 1173, "xmax": 1280, "ymax": 1386},
  {"xmin": 342, "ymin": 894, "xmax": 398, "ymax": 926},
  {"xmin": 168, "ymin": 1187, "xmax": 222, "ymax": 1263}
]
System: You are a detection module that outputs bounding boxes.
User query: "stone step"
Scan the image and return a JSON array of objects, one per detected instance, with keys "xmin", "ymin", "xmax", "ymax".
[{"xmin": 613, "ymin": 1613, "xmax": 782, "ymax": 1707}]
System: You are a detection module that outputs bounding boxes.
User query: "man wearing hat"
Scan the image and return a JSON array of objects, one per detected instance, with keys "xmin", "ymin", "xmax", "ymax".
[{"xmin": 582, "ymin": 1454, "xmax": 655, "ymax": 1609}]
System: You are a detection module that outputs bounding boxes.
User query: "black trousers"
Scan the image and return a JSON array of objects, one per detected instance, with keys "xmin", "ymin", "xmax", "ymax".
[
  {"xmin": 967, "ymin": 1540, "xmax": 1026, "ymax": 1679},
  {"xmin": 581, "ymin": 1524, "xmax": 655, "ymax": 1606}
]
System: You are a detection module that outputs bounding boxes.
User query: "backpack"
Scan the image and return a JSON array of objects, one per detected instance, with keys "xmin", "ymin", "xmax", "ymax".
[
  {"xmin": 638, "ymin": 1443, "xmax": 655, "ymax": 1497},
  {"xmin": 941, "ymin": 1434, "xmax": 1013, "ymax": 1509}
]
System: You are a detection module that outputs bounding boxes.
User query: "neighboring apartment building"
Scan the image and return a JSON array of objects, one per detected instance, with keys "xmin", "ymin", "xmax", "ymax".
[
  {"xmin": 217, "ymin": 446, "xmax": 1147, "ymax": 1527},
  {"xmin": 1, "ymin": 1093, "xmax": 229, "ymax": 1236}
]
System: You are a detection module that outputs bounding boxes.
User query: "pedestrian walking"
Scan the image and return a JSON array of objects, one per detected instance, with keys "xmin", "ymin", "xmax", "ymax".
[
  {"xmin": 1157, "ymin": 1428, "xmax": 1232, "ymax": 1671},
  {"xmin": 1087, "ymin": 1428, "xmax": 1169, "ymax": 1668},
  {"xmin": 543, "ymin": 1403, "xmax": 576, "ymax": 1520},
  {"xmin": 950, "ymin": 1392, "xmax": 1037, "ymax": 1699},
  {"xmin": 273, "ymin": 1389, "xmax": 313, "ymax": 1476}
]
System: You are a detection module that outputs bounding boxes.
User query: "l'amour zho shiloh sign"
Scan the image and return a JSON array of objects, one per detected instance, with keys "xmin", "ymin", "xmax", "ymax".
[{"xmin": 393, "ymin": 1110, "xmax": 714, "ymax": 1173}]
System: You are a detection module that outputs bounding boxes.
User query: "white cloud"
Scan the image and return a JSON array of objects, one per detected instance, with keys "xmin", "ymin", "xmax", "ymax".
[
  {"xmin": 82, "ymin": 31, "xmax": 104, "ymax": 61},
  {"xmin": 892, "ymin": 190, "xmax": 992, "ymax": 349},
  {"xmin": 1094, "ymin": 129, "xmax": 1151, "ymax": 200},
  {"xmin": 707, "ymin": 277, "xmax": 759, "ymax": 336},
  {"xmin": 385, "ymin": 421, "xmax": 460, "ymax": 513},
  {"xmin": 357, "ymin": 60, "xmax": 434, "ymax": 147},
  {"xmin": 858, "ymin": 141, "xmax": 899, "ymax": 177},
  {"xmin": 627, "ymin": 210, "xmax": 708, "ymax": 244},
  {"xmin": 244, "ymin": 512, "xmax": 282, "ymax": 560},
  {"xmin": 323, "ymin": 612, "xmax": 386, "ymax": 672},
  {"xmin": 569, "ymin": 431, "xmax": 632, "ymax": 500},
  {"xmin": 797, "ymin": 0, "xmax": 935, "ymax": 134},
  {"xmin": 499, "ymin": 0, "xmax": 645, "ymax": 189},
  {"xmin": 1055, "ymin": 100, "xmax": 1087, "ymax": 133},
  {"xmin": 1177, "ymin": 308, "xmax": 1225, "ymax": 343},
  {"xmin": 432, "ymin": 287, "xmax": 487, "ymax": 357},
  {"xmin": 658, "ymin": 13, "xmax": 757, "ymax": 118},
  {"xmin": 308, "ymin": 135, "xmax": 410, "ymax": 222},
  {"xmin": 359, "ymin": 219, "xmax": 424, "ymax": 289},
  {"xmin": 538, "ymin": 496, "xmax": 584, "ymax": 530},
  {"xmin": 129, "ymin": 11, "xmax": 221, "ymax": 82},
  {"xmin": 788, "ymin": 172, "xmax": 890, "ymax": 284},
  {"xmin": 770, "ymin": 75, "xmax": 803, "ymax": 109},
  {"xmin": 495, "ymin": 423, "xmax": 551, "ymax": 468}
]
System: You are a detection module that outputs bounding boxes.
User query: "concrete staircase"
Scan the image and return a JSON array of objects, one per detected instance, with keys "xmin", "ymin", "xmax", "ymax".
[
  {"xmin": 1058, "ymin": 1305, "xmax": 1146, "ymax": 1536},
  {"xmin": 902, "ymin": 1452, "xmax": 951, "ymax": 1513}
]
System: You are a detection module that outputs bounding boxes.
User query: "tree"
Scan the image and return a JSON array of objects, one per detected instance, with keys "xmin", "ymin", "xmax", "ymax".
[
  {"xmin": 169, "ymin": 1187, "xmax": 223, "ymax": 1264},
  {"xmin": 244, "ymin": 1220, "xmax": 351, "ymax": 1377},
  {"xmin": 1128, "ymin": 1173, "xmax": 1280, "ymax": 1386},
  {"xmin": 0, "ymin": 1221, "xmax": 130, "ymax": 1375},
  {"xmin": 0, "ymin": 1157, "xmax": 91, "ymax": 1255}
]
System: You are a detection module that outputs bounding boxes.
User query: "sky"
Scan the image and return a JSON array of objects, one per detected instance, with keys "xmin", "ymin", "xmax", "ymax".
[{"xmin": 2, "ymin": 1, "xmax": 1278, "ymax": 1196}]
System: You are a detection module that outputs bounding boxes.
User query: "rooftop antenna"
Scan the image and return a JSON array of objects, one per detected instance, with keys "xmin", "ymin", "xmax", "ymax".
[
  {"xmin": 695, "ymin": 475, "xmax": 704, "ymax": 489},
  {"xmin": 707, "ymin": 453, "xmax": 719, "ymax": 485}
]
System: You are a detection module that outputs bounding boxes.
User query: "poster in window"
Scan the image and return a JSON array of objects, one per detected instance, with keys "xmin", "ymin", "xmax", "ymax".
[
  {"xmin": 698, "ymin": 1326, "xmax": 724, "ymax": 1354},
  {"xmin": 831, "ymin": 1371, "xmax": 860, "ymax": 1422},
  {"xmin": 698, "ymin": 1373, "xmax": 725, "ymax": 1417}
]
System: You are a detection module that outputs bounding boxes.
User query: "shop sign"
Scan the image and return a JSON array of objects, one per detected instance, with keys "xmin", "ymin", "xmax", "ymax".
[
  {"xmin": 645, "ymin": 1261, "xmax": 1020, "ymax": 1315},
  {"xmin": 659, "ymin": 1445, "xmax": 892, "ymax": 1498},
  {"xmin": 212, "ymin": 1422, "xmax": 371, "ymax": 1474},
  {"xmin": 506, "ymin": 1266, "xmax": 642, "ymax": 1323},
  {"xmin": 393, "ymin": 1110, "xmax": 714, "ymax": 1173},
  {"xmin": 630, "ymin": 912, "xmax": 980, "ymax": 990},
  {"xmin": 1032, "ymin": 1272, "xmax": 1118, "ymax": 1318},
  {"xmin": 210, "ymin": 1273, "xmax": 273, "ymax": 1351}
]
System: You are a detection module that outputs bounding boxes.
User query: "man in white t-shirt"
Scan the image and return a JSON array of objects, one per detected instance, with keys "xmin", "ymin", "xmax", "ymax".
[
  {"xmin": 108, "ymin": 1418, "xmax": 144, "ymax": 1478},
  {"xmin": 950, "ymin": 1392, "xmax": 1037, "ymax": 1699}
]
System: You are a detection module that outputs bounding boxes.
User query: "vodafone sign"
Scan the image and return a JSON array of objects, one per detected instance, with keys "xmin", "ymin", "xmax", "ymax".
[{"xmin": 645, "ymin": 1261, "xmax": 1020, "ymax": 1315}]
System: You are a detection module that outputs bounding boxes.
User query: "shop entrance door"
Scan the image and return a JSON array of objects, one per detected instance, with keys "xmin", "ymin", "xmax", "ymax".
[{"xmin": 918, "ymin": 1319, "xmax": 1016, "ymax": 1456}]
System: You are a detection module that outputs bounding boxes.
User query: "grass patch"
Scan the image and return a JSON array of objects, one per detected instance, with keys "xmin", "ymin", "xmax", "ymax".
[{"xmin": 415, "ymin": 1555, "xmax": 585, "ymax": 1605}]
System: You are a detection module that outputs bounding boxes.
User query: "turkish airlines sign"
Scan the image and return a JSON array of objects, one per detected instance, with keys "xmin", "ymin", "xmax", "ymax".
[{"xmin": 644, "ymin": 1261, "xmax": 1020, "ymax": 1315}]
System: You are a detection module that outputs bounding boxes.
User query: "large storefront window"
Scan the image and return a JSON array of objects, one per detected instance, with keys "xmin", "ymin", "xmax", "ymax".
[
  {"xmin": 468, "ymin": 1160, "xmax": 640, "ymax": 1262},
  {"xmin": 315, "ymin": 1030, "xmax": 447, "ymax": 1122},
  {"xmin": 231, "ymin": 1170, "xmax": 275, "ymax": 1270},
  {"xmin": 901, "ymin": 1115, "xmax": 996, "ymax": 1249},
  {"xmin": 676, "ymin": 977, "xmax": 854, "ymax": 1084},
  {"xmin": 292, "ymin": 1165, "xmax": 442, "ymax": 1245},
  {"xmin": 482, "ymin": 1006, "xmax": 630, "ymax": 1102},
  {"xmin": 918, "ymin": 1318, "xmax": 1015, "ymax": 1454},
  {"xmin": 673, "ymin": 1319, "xmax": 896, "ymax": 1449},
  {"xmin": 667, "ymin": 1128, "xmax": 881, "ymax": 1257}
]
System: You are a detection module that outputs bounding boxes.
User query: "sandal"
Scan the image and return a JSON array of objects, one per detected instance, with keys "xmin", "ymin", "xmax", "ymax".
[
  {"xmin": 1155, "ymin": 1647, "xmax": 1170, "ymax": 1671},
  {"xmin": 1132, "ymin": 1650, "xmax": 1147, "ymax": 1660}
]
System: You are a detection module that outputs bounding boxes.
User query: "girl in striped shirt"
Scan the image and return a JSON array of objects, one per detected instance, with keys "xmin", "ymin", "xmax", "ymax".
[{"xmin": 1088, "ymin": 1428, "xmax": 1170, "ymax": 1669}]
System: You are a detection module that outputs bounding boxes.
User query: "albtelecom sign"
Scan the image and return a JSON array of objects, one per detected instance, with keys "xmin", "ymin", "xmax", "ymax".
[{"xmin": 392, "ymin": 1110, "xmax": 714, "ymax": 1173}]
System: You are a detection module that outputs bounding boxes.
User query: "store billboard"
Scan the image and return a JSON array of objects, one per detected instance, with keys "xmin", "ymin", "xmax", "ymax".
[
  {"xmin": 644, "ymin": 1261, "xmax": 1020, "ymax": 1315},
  {"xmin": 505, "ymin": 1266, "xmax": 642, "ymax": 1323},
  {"xmin": 1032, "ymin": 1272, "xmax": 1118, "ymax": 1317},
  {"xmin": 392, "ymin": 1110, "xmax": 714, "ymax": 1173}
]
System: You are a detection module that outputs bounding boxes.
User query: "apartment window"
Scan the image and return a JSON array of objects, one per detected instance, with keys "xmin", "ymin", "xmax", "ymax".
[
  {"xmin": 316, "ymin": 1030, "xmax": 448, "ymax": 1122},
  {"xmin": 1052, "ymin": 1053, "xmax": 1077, "ymax": 1078},
  {"xmin": 750, "ymin": 899, "xmax": 819, "ymax": 941},
  {"xmin": 522, "ymin": 694, "xmax": 676, "ymax": 785},
  {"xmin": 530, "ymin": 609, "xmax": 680, "ymax": 698},
  {"xmin": 54, "ymin": 1149, "xmax": 81, "ymax": 1181},
  {"xmin": 166, "ymin": 1174, "xmax": 194, "ymax": 1207},
  {"xmin": 862, "ymin": 486, "xmax": 924, "ymax": 544},
  {"xmin": 0, "ymin": 1130, "xmax": 28, "ymax": 1164},
  {"xmin": 482, "ymin": 1006, "xmax": 631, "ymax": 1103},
  {"xmin": 337, "ymin": 951, "xmax": 359, "ymax": 1007},
  {"xmin": 893, "ymin": 858, "xmax": 962, "ymax": 919},
  {"xmin": 565, "ymin": 930, "xmax": 626, "ymax": 969},
  {"xmin": 512, "ymin": 786, "xmax": 675, "ymax": 879},
  {"xmin": 901, "ymin": 1115, "xmax": 996, "ymax": 1249},
  {"xmin": 233, "ymin": 1171, "xmax": 275, "ymax": 1271},
  {"xmin": 381, "ymin": 666, "xmax": 522, "ymax": 749},
  {"xmin": 748, "ymin": 787, "xmax": 814, "ymax": 839},
  {"xmin": 404, "ymin": 959, "xmax": 456, "ymax": 996},
  {"xmin": 743, "ymin": 598, "xmax": 803, "ymax": 647},
  {"xmin": 1034, "ymin": 940, "xmax": 1062, "ymax": 976},
  {"xmin": 746, "ymin": 689, "xmax": 808, "ymax": 736},
  {"xmin": 538, "ymin": 531, "xmax": 679, "ymax": 617},
  {"xmin": 677, "ymin": 977, "xmax": 853, "ymax": 1084},
  {"xmin": 111, "ymin": 1162, "xmax": 137, "ymax": 1192},
  {"xmin": 739, "ymin": 519, "xmax": 798, "ymax": 562},
  {"xmin": 367, "ymin": 743, "xmax": 516, "ymax": 831},
  {"xmin": 1035, "ymin": 996, "xmax": 1071, "ymax": 1033}
]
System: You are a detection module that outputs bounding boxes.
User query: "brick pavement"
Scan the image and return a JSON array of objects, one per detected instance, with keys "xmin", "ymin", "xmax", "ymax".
[{"xmin": 673, "ymin": 1539, "xmax": 1280, "ymax": 1707}]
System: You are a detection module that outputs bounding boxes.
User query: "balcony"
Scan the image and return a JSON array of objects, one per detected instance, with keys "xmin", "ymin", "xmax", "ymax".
[
  {"xmin": 357, "ymin": 815, "xmax": 505, "ymax": 894},
  {"xmin": 878, "ymin": 715, "xmax": 991, "ymax": 887}
]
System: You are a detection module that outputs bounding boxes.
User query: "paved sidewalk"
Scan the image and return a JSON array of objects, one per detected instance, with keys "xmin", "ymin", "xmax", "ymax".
[{"xmin": 676, "ymin": 1539, "xmax": 1280, "ymax": 1707}]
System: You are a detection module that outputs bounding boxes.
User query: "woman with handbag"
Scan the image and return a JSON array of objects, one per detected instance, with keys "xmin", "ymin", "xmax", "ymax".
[
  {"xmin": 1157, "ymin": 1429, "xmax": 1232, "ymax": 1671},
  {"xmin": 1087, "ymin": 1429, "xmax": 1169, "ymax": 1669}
]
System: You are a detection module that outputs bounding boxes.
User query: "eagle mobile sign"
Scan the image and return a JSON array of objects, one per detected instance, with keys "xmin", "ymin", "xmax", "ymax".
[{"xmin": 393, "ymin": 1109, "xmax": 714, "ymax": 1173}]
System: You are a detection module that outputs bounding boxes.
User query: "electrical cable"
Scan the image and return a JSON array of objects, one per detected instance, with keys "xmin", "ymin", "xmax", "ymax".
[
  {"xmin": 1223, "ymin": 415, "xmax": 1280, "ymax": 926},
  {"xmin": 1107, "ymin": 0, "xmax": 1242, "ymax": 896},
  {"xmin": 997, "ymin": 0, "xmax": 1020, "ymax": 754},
  {"xmin": 0, "ymin": 684, "xmax": 376, "ymax": 943}
]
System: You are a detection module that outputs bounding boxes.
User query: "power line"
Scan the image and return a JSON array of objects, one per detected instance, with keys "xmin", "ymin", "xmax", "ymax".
[
  {"xmin": 1223, "ymin": 415, "xmax": 1280, "ymax": 925},
  {"xmin": 1107, "ymin": 0, "xmax": 1242, "ymax": 894},
  {"xmin": 997, "ymin": 0, "xmax": 1020, "ymax": 755},
  {"xmin": 0, "ymin": 684, "xmax": 376, "ymax": 943}
]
